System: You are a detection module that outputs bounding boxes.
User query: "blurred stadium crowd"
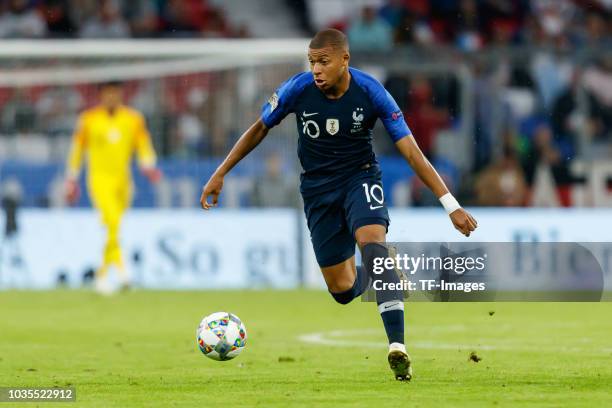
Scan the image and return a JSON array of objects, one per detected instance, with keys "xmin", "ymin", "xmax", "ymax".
[
  {"xmin": 0, "ymin": 0, "xmax": 249, "ymax": 38},
  {"xmin": 0, "ymin": 0, "xmax": 610, "ymax": 208},
  {"xmin": 303, "ymin": 0, "xmax": 610, "ymax": 50}
]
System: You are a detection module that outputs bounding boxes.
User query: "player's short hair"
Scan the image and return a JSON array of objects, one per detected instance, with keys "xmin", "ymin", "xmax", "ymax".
[
  {"xmin": 309, "ymin": 29, "xmax": 348, "ymax": 51},
  {"xmin": 98, "ymin": 80, "xmax": 123, "ymax": 90}
]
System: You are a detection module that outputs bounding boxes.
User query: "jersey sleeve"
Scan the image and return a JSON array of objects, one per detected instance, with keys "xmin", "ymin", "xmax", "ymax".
[
  {"xmin": 66, "ymin": 113, "xmax": 88, "ymax": 179},
  {"xmin": 372, "ymin": 86, "xmax": 411, "ymax": 143},
  {"xmin": 133, "ymin": 112, "xmax": 157, "ymax": 168},
  {"xmin": 261, "ymin": 72, "xmax": 311, "ymax": 129},
  {"xmin": 352, "ymin": 68, "xmax": 412, "ymax": 142}
]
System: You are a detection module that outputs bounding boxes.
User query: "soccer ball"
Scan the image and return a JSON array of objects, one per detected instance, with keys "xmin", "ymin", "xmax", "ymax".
[{"xmin": 197, "ymin": 312, "xmax": 247, "ymax": 361}]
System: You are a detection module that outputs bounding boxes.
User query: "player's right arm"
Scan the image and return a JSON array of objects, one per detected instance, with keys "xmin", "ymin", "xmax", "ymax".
[
  {"xmin": 64, "ymin": 113, "xmax": 88, "ymax": 204},
  {"xmin": 200, "ymin": 73, "xmax": 306, "ymax": 210},
  {"xmin": 133, "ymin": 111, "xmax": 162, "ymax": 183},
  {"xmin": 200, "ymin": 119, "xmax": 269, "ymax": 210}
]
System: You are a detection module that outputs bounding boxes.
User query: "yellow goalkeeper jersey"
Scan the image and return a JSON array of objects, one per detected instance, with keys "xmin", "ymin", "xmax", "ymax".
[{"xmin": 66, "ymin": 105, "xmax": 156, "ymax": 183}]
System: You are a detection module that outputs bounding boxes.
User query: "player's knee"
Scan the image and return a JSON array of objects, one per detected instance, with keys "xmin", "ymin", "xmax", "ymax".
[
  {"xmin": 326, "ymin": 274, "xmax": 354, "ymax": 292},
  {"xmin": 355, "ymin": 226, "xmax": 386, "ymax": 249}
]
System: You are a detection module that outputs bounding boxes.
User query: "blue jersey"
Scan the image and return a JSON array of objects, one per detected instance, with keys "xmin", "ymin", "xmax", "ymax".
[{"xmin": 261, "ymin": 67, "xmax": 411, "ymax": 197}]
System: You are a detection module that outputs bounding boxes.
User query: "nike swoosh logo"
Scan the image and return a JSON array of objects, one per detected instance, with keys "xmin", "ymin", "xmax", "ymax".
[
  {"xmin": 302, "ymin": 111, "xmax": 318, "ymax": 117},
  {"xmin": 370, "ymin": 205, "xmax": 383, "ymax": 210}
]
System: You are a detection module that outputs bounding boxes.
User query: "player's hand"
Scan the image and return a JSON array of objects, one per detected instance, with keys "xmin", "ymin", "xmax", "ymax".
[
  {"xmin": 200, "ymin": 174, "xmax": 224, "ymax": 210},
  {"xmin": 450, "ymin": 208, "xmax": 477, "ymax": 237},
  {"xmin": 65, "ymin": 178, "xmax": 80, "ymax": 205},
  {"xmin": 141, "ymin": 167, "xmax": 162, "ymax": 183}
]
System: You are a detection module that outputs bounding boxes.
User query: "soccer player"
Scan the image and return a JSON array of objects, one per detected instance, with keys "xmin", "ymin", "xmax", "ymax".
[
  {"xmin": 65, "ymin": 81, "xmax": 161, "ymax": 294},
  {"xmin": 199, "ymin": 29, "xmax": 478, "ymax": 380}
]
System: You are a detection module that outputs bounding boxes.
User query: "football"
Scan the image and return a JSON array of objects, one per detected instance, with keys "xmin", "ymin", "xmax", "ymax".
[{"xmin": 197, "ymin": 312, "xmax": 247, "ymax": 361}]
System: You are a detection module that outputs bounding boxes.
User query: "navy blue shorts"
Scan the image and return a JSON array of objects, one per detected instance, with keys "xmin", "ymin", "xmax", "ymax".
[{"xmin": 302, "ymin": 166, "xmax": 390, "ymax": 267}]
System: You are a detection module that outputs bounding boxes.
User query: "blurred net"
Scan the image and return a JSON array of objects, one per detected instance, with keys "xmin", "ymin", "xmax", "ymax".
[{"xmin": 0, "ymin": 41, "xmax": 308, "ymax": 163}]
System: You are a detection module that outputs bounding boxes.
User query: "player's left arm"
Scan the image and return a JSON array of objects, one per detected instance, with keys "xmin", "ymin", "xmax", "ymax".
[
  {"xmin": 134, "ymin": 113, "xmax": 161, "ymax": 183},
  {"xmin": 370, "ymin": 80, "xmax": 477, "ymax": 237},
  {"xmin": 395, "ymin": 135, "xmax": 477, "ymax": 237},
  {"xmin": 64, "ymin": 113, "xmax": 88, "ymax": 204}
]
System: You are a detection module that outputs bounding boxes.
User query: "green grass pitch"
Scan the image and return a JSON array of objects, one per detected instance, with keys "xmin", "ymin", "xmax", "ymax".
[{"xmin": 1, "ymin": 290, "xmax": 611, "ymax": 407}]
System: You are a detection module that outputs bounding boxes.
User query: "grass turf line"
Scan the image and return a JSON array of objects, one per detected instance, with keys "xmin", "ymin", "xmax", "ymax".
[{"xmin": 0, "ymin": 290, "xmax": 611, "ymax": 407}]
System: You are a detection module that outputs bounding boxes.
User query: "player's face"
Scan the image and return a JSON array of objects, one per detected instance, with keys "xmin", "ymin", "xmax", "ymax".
[
  {"xmin": 99, "ymin": 86, "xmax": 123, "ymax": 109},
  {"xmin": 308, "ymin": 47, "xmax": 349, "ymax": 91}
]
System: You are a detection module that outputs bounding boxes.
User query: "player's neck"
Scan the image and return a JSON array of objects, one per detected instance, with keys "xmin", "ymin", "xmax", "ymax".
[
  {"xmin": 102, "ymin": 104, "xmax": 121, "ymax": 116},
  {"xmin": 323, "ymin": 70, "xmax": 351, "ymax": 100}
]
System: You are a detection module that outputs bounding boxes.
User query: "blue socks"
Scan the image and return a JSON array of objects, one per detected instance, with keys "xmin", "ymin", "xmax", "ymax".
[
  {"xmin": 328, "ymin": 243, "xmax": 405, "ymax": 345},
  {"xmin": 329, "ymin": 265, "xmax": 370, "ymax": 305},
  {"xmin": 377, "ymin": 301, "xmax": 405, "ymax": 344},
  {"xmin": 362, "ymin": 243, "xmax": 405, "ymax": 345}
]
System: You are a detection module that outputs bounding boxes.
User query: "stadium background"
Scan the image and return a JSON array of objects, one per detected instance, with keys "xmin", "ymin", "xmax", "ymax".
[{"xmin": 0, "ymin": 0, "xmax": 610, "ymax": 290}]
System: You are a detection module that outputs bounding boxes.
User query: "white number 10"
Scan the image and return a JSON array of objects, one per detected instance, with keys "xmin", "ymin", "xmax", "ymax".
[{"xmin": 362, "ymin": 183, "xmax": 384, "ymax": 204}]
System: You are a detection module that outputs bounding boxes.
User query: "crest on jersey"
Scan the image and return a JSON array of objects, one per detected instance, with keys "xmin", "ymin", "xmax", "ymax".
[
  {"xmin": 351, "ymin": 107, "xmax": 364, "ymax": 133},
  {"xmin": 352, "ymin": 108, "xmax": 364, "ymax": 123},
  {"xmin": 326, "ymin": 118, "xmax": 339, "ymax": 135},
  {"xmin": 107, "ymin": 128, "xmax": 121, "ymax": 143},
  {"xmin": 268, "ymin": 92, "xmax": 279, "ymax": 112}
]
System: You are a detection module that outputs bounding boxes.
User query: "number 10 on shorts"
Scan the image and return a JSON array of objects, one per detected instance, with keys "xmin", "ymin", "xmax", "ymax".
[{"xmin": 362, "ymin": 183, "xmax": 384, "ymax": 210}]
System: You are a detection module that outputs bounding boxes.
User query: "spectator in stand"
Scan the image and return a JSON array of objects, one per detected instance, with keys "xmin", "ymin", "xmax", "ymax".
[
  {"xmin": 0, "ymin": 89, "xmax": 36, "ymax": 133},
  {"xmin": 250, "ymin": 152, "xmax": 299, "ymax": 208},
  {"xmin": 480, "ymin": 0, "xmax": 527, "ymax": 42},
  {"xmin": 454, "ymin": 0, "xmax": 484, "ymax": 51},
  {"xmin": 531, "ymin": 0, "xmax": 575, "ymax": 46},
  {"xmin": 201, "ymin": 7, "xmax": 231, "ymax": 38},
  {"xmin": 232, "ymin": 22, "xmax": 251, "ymax": 39},
  {"xmin": 347, "ymin": 6, "xmax": 393, "ymax": 52},
  {"xmin": 581, "ymin": 57, "xmax": 612, "ymax": 139},
  {"xmin": 580, "ymin": 10, "xmax": 611, "ymax": 48},
  {"xmin": 36, "ymin": 86, "xmax": 83, "ymax": 137},
  {"xmin": 522, "ymin": 122, "xmax": 574, "ymax": 206},
  {"xmin": 472, "ymin": 61, "xmax": 498, "ymax": 171},
  {"xmin": 160, "ymin": 0, "xmax": 207, "ymax": 37},
  {"xmin": 42, "ymin": 0, "xmax": 77, "ymax": 38},
  {"xmin": 555, "ymin": 66, "xmax": 611, "ymax": 144},
  {"xmin": 531, "ymin": 51, "xmax": 574, "ymax": 113},
  {"xmin": 405, "ymin": 77, "xmax": 450, "ymax": 159},
  {"xmin": 285, "ymin": 0, "xmax": 313, "ymax": 35},
  {"xmin": 407, "ymin": 5, "xmax": 436, "ymax": 47},
  {"xmin": 489, "ymin": 19, "xmax": 517, "ymax": 46},
  {"xmin": 175, "ymin": 88, "xmax": 209, "ymax": 158},
  {"xmin": 0, "ymin": 0, "xmax": 47, "ymax": 38},
  {"xmin": 65, "ymin": 0, "xmax": 97, "ymax": 31},
  {"xmin": 392, "ymin": 6, "xmax": 435, "ymax": 47},
  {"xmin": 80, "ymin": 0, "xmax": 130, "ymax": 38},
  {"xmin": 392, "ymin": 10, "xmax": 416, "ymax": 45},
  {"xmin": 379, "ymin": 0, "xmax": 405, "ymax": 30},
  {"xmin": 475, "ymin": 143, "xmax": 528, "ymax": 207},
  {"xmin": 121, "ymin": 0, "xmax": 159, "ymax": 38}
]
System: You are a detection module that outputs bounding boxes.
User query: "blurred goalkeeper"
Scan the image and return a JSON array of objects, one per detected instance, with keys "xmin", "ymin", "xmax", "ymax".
[{"xmin": 65, "ymin": 81, "xmax": 161, "ymax": 294}]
